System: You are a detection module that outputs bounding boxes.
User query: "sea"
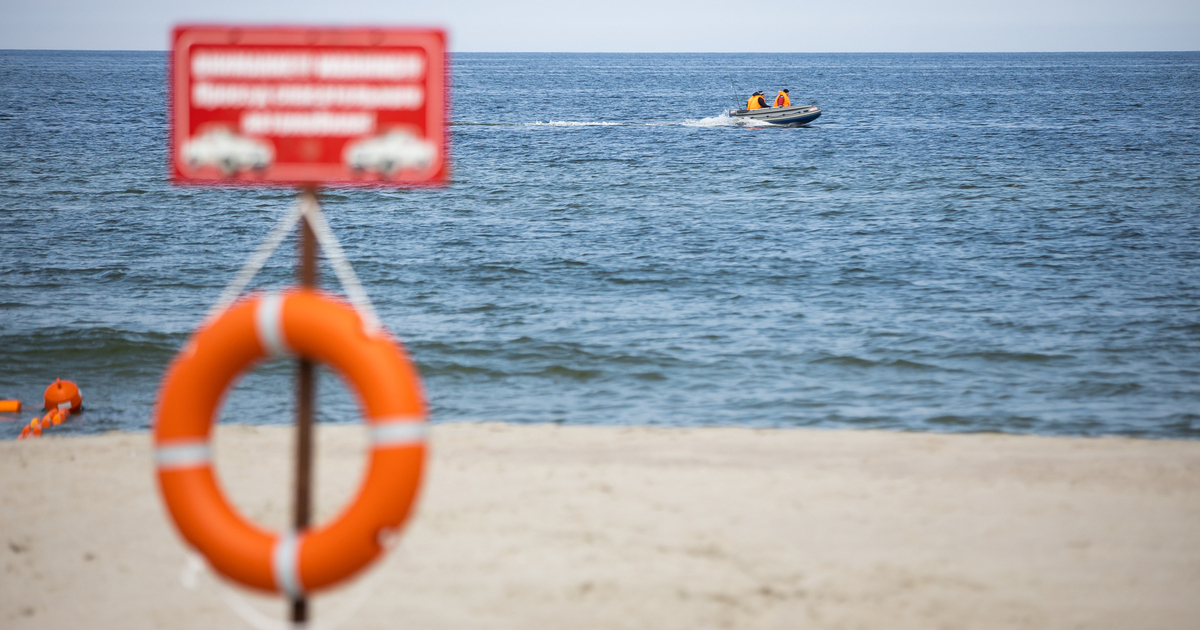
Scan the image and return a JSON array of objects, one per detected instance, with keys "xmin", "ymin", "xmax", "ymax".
[{"xmin": 2, "ymin": 51, "xmax": 1199, "ymax": 440}]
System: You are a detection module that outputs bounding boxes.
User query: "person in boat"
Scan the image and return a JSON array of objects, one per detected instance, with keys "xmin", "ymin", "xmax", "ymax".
[
  {"xmin": 774, "ymin": 89, "xmax": 790, "ymax": 108},
  {"xmin": 746, "ymin": 91, "xmax": 768, "ymax": 110}
]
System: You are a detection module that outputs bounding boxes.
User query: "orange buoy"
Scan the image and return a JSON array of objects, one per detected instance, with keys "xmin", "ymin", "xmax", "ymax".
[
  {"xmin": 0, "ymin": 400, "xmax": 21, "ymax": 413},
  {"xmin": 30, "ymin": 417, "xmax": 42, "ymax": 437},
  {"xmin": 44, "ymin": 379, "xmax": 82, "ymax": 412},
  {"xmin": 154, "ymin": 289, "xmax": 428, "ymax": 596},
  {"xmin": 47, "ymin": 409, "xmax": 67, "ymax": 426}
]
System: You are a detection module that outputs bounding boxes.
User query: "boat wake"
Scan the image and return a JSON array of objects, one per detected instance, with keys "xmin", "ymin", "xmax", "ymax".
[
  {"xmin": 456, "ymin": 113, "xmax": 806, "ymax": 129},
  {"xmin": 526, "ymin": 120, "xmax": 624, "ymax": 127},
  {"xmin": 680, "ymin": 113, "xmax": 785, "ymax": 128}
]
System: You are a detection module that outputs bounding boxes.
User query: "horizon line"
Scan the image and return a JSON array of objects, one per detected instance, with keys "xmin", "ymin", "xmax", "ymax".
[{"xmin": 2, "ymin": 48, "xmax": 1199, "ymax": 55}]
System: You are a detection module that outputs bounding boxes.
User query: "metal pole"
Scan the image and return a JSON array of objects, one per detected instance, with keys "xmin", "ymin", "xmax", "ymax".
[{"xmin": 292, "ymin": 187, "xmax": 319, "ymax": 625}]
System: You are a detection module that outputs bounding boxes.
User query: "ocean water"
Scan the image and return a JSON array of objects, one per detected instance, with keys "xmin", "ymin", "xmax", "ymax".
[{"xmin": 2, "ymin": 51, "xmax": 1199, "ymax": 439}]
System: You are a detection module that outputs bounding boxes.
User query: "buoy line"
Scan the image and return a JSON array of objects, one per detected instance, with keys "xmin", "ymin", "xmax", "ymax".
[{"xmin": 16, "ymin": 379, "xmax": 83, "ymax": 440}]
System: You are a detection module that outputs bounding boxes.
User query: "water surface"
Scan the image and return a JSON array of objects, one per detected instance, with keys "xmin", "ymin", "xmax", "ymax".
[{"xmin": 2, "ymin": 51, "xmax": 1198, "ymax": 438}]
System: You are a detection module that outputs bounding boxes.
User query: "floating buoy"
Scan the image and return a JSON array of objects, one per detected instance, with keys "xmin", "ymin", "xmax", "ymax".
[
  {"xmin": 154, "ymin": 289, "xmax": 427, "ymax": 595},
  {"xmin": 16, "ymin": 408, "xmax": 71, "ymax": 440},
  {"xmin": 0, "ymin": 400, "xmax": 21, "ymax": 413},
  {"xmin": 21, "ymin": 417, "xmax": 42, "ymax": 436},
  {"xmin": 44, "ymin": 378, "xmax": 82, "ymax": 412}
]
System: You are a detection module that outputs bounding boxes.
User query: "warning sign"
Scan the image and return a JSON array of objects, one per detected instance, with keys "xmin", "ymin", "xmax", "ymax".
[{"xmin": 171, "ymin": 26, "xmax": 447, "ymax": 186}]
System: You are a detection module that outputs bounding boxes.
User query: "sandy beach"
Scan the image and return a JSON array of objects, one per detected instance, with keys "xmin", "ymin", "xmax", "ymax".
[{"xmin": 2, "ymin": 423, "xmax": 1198, "ymax": 629}]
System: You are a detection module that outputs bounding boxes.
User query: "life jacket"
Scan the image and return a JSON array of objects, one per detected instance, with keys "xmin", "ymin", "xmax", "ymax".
[
  {"xmin": 747, "ymin": 95, "xmax": 766, "ymax": 110},
  {"xmin": 775, "ymin": 92, "xmax": 790, "ymax": 107}
]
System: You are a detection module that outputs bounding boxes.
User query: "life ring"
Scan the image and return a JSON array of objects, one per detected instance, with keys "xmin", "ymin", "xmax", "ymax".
[{"xmin": 153, "ymin": 289, "xmax": 427, "ymax": 596}]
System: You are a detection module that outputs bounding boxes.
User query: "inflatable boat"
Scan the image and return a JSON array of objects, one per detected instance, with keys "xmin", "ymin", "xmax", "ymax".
[{"xmin": 730, "ymin": 104, "xmax": 821, "ymax": 126}]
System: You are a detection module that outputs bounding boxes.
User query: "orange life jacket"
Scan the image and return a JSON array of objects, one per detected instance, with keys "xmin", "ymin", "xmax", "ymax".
[
  {"xmin": 747, "ymin": 95, "xmax": 766, "ymax": 110},
  {"xmin": 775, "ymin": 92, "xmax": 790, "ymax": 107}
]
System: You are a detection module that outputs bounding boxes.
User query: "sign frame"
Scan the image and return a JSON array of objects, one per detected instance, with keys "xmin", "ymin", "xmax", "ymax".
[{"xmin": 170, "ymin": 25, "xmax": 448, "ymax": 187}]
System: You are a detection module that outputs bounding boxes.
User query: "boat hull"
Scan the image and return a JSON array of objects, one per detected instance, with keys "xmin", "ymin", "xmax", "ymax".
[{"xmin": 730, "ymin": 105, "xmax": 821, "ymax": 126}]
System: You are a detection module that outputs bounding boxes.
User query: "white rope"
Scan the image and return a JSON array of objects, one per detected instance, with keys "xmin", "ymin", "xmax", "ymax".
[
  {"xmin": 205, "ymin": 193, "xmax": 382, "ymax": 335},
  {"xmin": 181, "ymin": 554, "xmax": 377, "ymax": 630},
  {"xmin": 297, "ymin": 193, "xmax": 382, "ymax": 335},
  {"xmin": 207, "ymin": 201, "xmax": 305, "ymax": 321}
]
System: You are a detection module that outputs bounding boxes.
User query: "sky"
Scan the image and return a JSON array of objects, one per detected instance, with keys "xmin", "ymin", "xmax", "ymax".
[{"xmin": 1, "ymin": 0, "xmax": 1197, "ymax": 52}]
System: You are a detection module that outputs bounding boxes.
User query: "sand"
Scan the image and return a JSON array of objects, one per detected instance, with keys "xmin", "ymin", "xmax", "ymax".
[{"xmin": 2, "ymin": 423, "xmax": 1198, "ymax": 629}]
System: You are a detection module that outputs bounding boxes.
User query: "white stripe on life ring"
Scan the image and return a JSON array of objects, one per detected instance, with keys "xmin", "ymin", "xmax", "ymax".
[
  {"xmin": 255, "ymin": 292, "xmax": 291, "ymax": 357},
  {"xmin": 272, "ymin": 531, "xmax": 304, "ymax": 600},
  {"xmin": 369, "ymin": 418, "xmax": 428, "ymax": 448},
  {"xmin": 155, "ymin": 441, "xmax": 212, "ymax": 470}
]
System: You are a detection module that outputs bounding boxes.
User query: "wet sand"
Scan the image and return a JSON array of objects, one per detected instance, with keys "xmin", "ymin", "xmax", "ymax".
[{"xmin": 2, "ymin": 423, "xmax": 1199, "ymax": 629}]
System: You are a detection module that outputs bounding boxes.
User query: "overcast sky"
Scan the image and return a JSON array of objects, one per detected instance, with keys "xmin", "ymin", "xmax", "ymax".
[{"xmin": 1, "ymin": 0, "xmax": 1197, "ymax": 52}]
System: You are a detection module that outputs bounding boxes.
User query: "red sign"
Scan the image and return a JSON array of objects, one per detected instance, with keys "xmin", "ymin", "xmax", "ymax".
[{"xmin": 171, "ymin": 26, "xmax": 447, "ymax": 186}]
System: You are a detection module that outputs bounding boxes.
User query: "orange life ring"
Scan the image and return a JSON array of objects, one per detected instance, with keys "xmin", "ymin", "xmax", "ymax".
[{"xmin": 153, "ymin": 289, "xmax": 427, "ymax": 596}]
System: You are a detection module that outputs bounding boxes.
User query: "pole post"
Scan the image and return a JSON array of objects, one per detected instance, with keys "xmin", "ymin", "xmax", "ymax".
[{"xmin": 292, "ymin": 187, "xmax": 319, "ymax": 625}]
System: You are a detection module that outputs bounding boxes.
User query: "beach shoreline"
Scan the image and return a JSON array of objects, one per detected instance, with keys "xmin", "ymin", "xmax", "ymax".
[{"xmin": 3, "ymin": 423, "xmax": 1199, "ymax": 629}]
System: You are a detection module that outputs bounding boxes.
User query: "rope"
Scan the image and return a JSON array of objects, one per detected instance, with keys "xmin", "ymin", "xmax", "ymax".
[
  {"xmin": 182, "ymin": 553, "xmax": 377, "ymax": 630},
  {"xmin": 205, "ymin": 193, "xmax": 381, "ymax": 335},
  {"xmin": 207, "ymin": 200, "xmax": 305, "ymax": 321},
  {"xmin": 297, "ymin": 193, "xmax": 382, "ymax": 335}
]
